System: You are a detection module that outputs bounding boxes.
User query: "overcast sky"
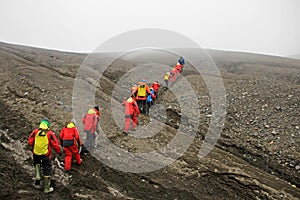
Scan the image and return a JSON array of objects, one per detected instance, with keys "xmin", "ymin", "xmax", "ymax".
[{"xmin": 0, "ymin": 0, "xmax": 299, "ymax": 56}]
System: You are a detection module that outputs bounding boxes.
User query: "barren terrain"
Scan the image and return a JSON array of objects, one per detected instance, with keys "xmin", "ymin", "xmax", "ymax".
[{"xmin": 0, "ymin": 42, "xmax": 300, "ymax": 199}]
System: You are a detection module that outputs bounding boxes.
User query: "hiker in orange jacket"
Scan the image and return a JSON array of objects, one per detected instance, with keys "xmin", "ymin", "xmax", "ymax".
[
  {"xmin": 28, "ymin": 119, "xmax": 61, "ymax": 193},
  {"xmin": 135, "ymin": 80, "xmax": 150, "ymax": 114},
  {"xmin": 59, "ymin": 120, "xmax": 83, "ymax": 172},
  {"xmin": 122, "ymin": 94, "xmax": 140, "ymax": 135},
  {"xmin": 82, "ymin": 106, "xmax": 100, "ymax": 152}
]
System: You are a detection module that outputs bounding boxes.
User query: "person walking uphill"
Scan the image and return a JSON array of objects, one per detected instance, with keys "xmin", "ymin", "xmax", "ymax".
[
  {"xmin": 82, "ymin": 106, "xmax": 100, "ymax": 152},
  {"xmin": 122, "ymin": 94, "xmax": 140, "ymax": 135},
  {"xmin": 135, "ymin": 80, "xmax": 150, "ymax": 114},
  {"xmin": 163, "ymin": 72, "xmax": 170, "ymax": 90},
  {"xmin": 151, "ymin": 81, "xmax": 161, "ymax": 100},
  {"xmin": 28, "ymin": 119, "xmax": 62, "ymax": 193},
  {"xmin": 59, "ymin": 120, "xmax": 83, "ymax": 172}
]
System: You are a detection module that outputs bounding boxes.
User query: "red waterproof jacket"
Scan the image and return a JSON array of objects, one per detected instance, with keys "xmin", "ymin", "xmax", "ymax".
[
  {"xmin": 82, "ymin": 108, "xmax": 99, "ymax": 133},
  {"xmin": 123, "ymin": 97, "xmax": 140, "ymax": 117},
  {"xmin": 28, "ymin": 129, "xmax": 61, "ymax": 158},
  {"xmin": 59, "ymin": 122, "xmax": 82, "ymax": 147},
  {"xmin": 151, "ymin": 82, "xmax": 160, "ymax": 93},
  {"xmin": 175, "ymin": 64, "xmax": 182, "ymax": 72}
]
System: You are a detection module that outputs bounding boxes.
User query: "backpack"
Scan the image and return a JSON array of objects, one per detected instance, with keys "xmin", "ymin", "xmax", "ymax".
[
  {"xmin": 137, "ymin": 84, "xmax": 146, "ymax": 97},
  {"xmin": 147, "ymin": 94, "xmax": 152, "ymax": 103},
  {"xmin": 33, "ymin": 130, "xmax": 49, "ymax": 155}
]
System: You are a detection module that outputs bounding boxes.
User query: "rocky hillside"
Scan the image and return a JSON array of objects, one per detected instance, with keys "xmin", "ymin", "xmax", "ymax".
[{"xmin": 0, "ymin": 41, "xmax": 300, "ymax": 199}]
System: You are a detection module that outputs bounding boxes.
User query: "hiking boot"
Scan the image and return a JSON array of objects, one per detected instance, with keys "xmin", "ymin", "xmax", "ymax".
[
  {"xmin": 33, "ymin": 179, "xmax": 41, "ymax": 189},
  {"xmin": 35, "ymin": 164, "xmax": 41, "ymax": 180},
  {"xmin": 43, "ymin": 176, "xmax": 54, "ymax": 193}
]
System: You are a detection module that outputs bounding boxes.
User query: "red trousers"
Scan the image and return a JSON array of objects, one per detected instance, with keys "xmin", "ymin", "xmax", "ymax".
[
  {"xmin": 63, "ymin": 145, "xmax": 81, "ymax": 171},
  {"xmin": 124, "ymin": 114, "xmax": 137, "ymax": 132}
]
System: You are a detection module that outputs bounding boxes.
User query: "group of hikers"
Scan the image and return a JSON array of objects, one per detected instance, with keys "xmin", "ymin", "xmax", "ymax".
[
  {"xmin": 123, "ymin": 80, "xmax": 161, "ymax": 135},
  {"xmin": 163, "ymin": 56, "xmax": 185, "ymax": 88},
  {"xmin": 27, "ymin": 56, "xmax": 185, "ymax": 193},
  {"xmin": 121, "ymin": 56, "xmax": 185, "ymax": 135},
  {"xmin": 28, "ymin": 106, "xmax": 100, "ymax": 193}
]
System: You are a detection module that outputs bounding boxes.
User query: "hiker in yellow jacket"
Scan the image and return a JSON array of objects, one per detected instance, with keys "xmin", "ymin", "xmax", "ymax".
[
  {"xmin": 28, "ymin": 119, "xmax": 62, "ymax": 193},
  {"xmin": 163, "ymin": 72, "xmax": 170, "ymax": 89},
  {"xmin": 135, "ymin": 80, "xmax": 150, "ymax": 114}
]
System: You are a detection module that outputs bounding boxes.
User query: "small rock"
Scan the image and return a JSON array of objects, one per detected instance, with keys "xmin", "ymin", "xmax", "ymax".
[
  {"xmin": 24, "ymin": 92, "xmax": 29, "ymax": 96},
  {"xmin": 295, "ymin": 165, "xmax": 300, "ymax": 170},
  {"xmin": 42, "ymin": 101, "xmax": 47, "ymax": 105},
  {"xmin": 264, "ymin": 124, "xmax": 270, "ymax": 128},
  {"xmin": 275, "ymin": 106, "xmax": 281, "ymax": 111},
  {"xmin": 271, "ymin": 130, "xmax": 277, "ymax": 135},
  {"xmin": 63, "ymin": 105, "xmax": 73, "ymax": 112},
  {"xmin": 269, "ymin": 140, "xmax": 274, "ymax": 145}
]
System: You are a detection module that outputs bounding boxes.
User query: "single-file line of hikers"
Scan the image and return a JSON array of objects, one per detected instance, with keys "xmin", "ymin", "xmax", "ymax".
[{"xmin": 27, "ymin": 57, "xmax": 185, "ymax": 193}]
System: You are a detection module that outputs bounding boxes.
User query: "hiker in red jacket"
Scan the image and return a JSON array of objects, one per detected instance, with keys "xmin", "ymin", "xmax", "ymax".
[
  {"xmin": 28, "ymin": 119, "xmax": 61, "ymax": 193},
  {"xmin": 175, "ymin": 63, "xmax": 182, "ymax": 77},
  {"xmin": 151, "ymin": 81, "xmax": 161, "ymax": 100},
  {"xmin": 82, "ymin": 106, "xmax": 100, "ymax": 152},
  {"xmin": 169, "ymin": 68, "xmax": 177, "ymax": 83},
  {"xmin": 122, "ymin": 94, "xmax": 140, "ymax": 135},
  {"xmin": 59, "ymin": 120, "xmax": 83, "ymax": 172}
]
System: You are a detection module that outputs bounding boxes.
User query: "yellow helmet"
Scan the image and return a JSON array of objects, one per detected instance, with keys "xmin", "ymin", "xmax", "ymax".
[{"xmin": 39, "ymin": 119, "xmax": 50, "ymax": 130}]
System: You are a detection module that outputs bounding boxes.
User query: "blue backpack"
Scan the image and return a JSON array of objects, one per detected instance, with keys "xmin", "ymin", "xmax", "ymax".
[{"xmin": 147, "ymin": 94, "xmax": 152, "ymax": 103}]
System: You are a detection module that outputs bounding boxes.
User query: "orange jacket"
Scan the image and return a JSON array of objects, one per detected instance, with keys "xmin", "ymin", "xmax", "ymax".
[{"xmin": 136, "ymin": 82, "xmax": 150, "ymax": 101}]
